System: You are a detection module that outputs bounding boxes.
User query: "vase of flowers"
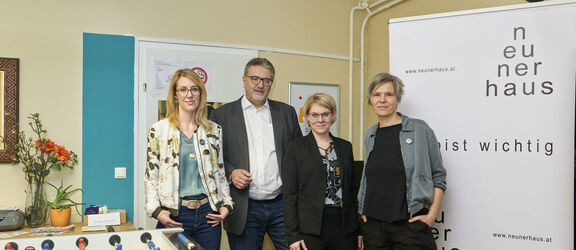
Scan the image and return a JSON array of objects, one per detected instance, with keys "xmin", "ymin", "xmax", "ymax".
[
  {"xmin": 24, "ymin": 180, "xmax": 48, "ymax": 228},
  {"xmin": 2, "ymin": 113, "xmax": 78, "ymax": 227}
]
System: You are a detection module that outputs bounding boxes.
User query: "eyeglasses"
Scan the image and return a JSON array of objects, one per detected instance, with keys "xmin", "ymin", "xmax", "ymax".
[
  {"xmin": 245, "ymin": 75, "xmax": 273, "ymax": 87},
  {"xmin": 308, "ymin": 112, "xmax": 332, "ymax": 121},
  {"xmin": 177, "ymin": 87, "xmax": 201, "ymax": 96}
]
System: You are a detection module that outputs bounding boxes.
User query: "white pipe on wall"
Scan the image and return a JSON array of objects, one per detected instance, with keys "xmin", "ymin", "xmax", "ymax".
[
  {"xmin": 349, "ymin": 5, "xmax": 363, "ymax": 142},
  {"xmin": 350, "ymin": 0, "xmax": 406, "ymax": 159},
  {"xmin": 369, "ymin": 0, "xmax": 391, "ymax": 9},
  {"xmin": 359, "ymin": 13, "xmax": 370, "ymax": 159}
]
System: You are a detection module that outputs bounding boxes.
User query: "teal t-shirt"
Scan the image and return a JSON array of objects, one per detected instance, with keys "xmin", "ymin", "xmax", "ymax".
[{"xmin": 179, "ymin": 132, "xmax": 207, "ymax": 198}]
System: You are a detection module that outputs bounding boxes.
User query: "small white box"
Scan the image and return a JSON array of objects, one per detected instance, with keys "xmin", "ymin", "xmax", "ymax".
[
  {"xmin": 86, "ymin": 212, "xmax": 121, "ymax": 226},
  {"xmin": 83, "ymin": 209, "xmax": 126, "ymax": 226}
]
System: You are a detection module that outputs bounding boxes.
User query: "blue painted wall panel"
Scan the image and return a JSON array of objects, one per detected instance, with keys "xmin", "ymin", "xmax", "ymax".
[{"xmin": 82, "ymin": 33, "xmax": 134, "ymax": 222}]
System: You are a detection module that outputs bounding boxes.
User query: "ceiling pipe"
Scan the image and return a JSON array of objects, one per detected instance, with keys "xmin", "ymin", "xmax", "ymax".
[{"xmin": 350, "ymin": 0, "xmax": 406, "ymax": 159}]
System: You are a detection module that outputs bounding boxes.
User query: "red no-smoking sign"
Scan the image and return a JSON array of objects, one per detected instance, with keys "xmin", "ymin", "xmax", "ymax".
[{"xmin": 191, "ymin": 67, "xmax": 208, "ymax": 84}]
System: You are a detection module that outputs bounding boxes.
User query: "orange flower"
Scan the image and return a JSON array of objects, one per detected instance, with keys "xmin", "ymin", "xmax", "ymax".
[
  {"xmin": 45, "ymin": 140, "xmax": 55, "ymax": 152},
  {"xmin": 54, "ymin": 145, "xmax": 71, "ymax": 163},
  {"xmin": 35, "ymin": 139, "xmax": 72, "ymax": 163},
  {"xmin": 35, "ymin": 139, "xmax": 56, "ymax": 154},
  {"xmin": 53, "ymin": 145, "xmax": 61, "ymax": 160}
]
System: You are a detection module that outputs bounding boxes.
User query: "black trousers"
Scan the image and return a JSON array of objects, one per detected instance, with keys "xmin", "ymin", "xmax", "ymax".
[
  {"xmin": 361, "ymin": 217, "xmax": 437, "ymax": 250},
  {"xmin": 300, "ymin": 207, "xmax": 357, "ymax": 250}
]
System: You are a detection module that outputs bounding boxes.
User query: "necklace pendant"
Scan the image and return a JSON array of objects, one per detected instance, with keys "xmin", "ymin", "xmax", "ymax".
[{"xmin": 189, "ymin": 153, "xmax": 196, "ymax": 159}]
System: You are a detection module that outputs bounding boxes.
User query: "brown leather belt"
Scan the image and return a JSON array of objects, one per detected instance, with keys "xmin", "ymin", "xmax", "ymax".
[{"xmin": 181, "ymin": 197, "xmax": 209, "ymax": 209}]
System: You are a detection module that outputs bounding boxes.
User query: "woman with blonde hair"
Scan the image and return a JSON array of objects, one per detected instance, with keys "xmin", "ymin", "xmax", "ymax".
[
  {"xmin": 145, "ymin": 69, "xmax": 233, "ymax": 250},
  {"xmin": 282, "ymin": 93, "xmax": 361, "ymax": 250}
]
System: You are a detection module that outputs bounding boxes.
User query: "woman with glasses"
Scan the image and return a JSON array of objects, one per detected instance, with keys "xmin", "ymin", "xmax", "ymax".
[
  {"xmin": 282, "ymin": 93, "xmax": 361, "ymax": 250},
  {"xmin": 358, "ymin": 73, "xmax": 446, "ymax": 250},
  {"xmin": 144, "ymin": 69, "xmax": 233, "ymax": 250}
]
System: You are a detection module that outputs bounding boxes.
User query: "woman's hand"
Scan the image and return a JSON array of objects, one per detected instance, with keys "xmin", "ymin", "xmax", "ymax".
[
  {"xmin": 358, "ymin": 215, "xmax": 366, "ymax": 250},
  {"xmin": 409, "ymin": 188, "xmax": 443, "ymax": 228},
  {"xmin": 206, "ymin": 207, "xmax": 229, "ymax": 227},
  {"xmin": 157, "ymin": 210, "xmax": 183, "ymax": 228},
  {"xmin": 408, "ymin": 214, "xmax": 435, "ymax": 227},
  {"xmin": 289, "ymin": 240, "xmax": 307, "ymax": 250},
  {"xmin": 357, "ymin": 235, "xmax": 364, "ymax": 250}
]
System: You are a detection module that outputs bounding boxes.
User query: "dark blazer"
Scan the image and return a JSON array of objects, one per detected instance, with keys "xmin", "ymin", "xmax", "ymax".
[
  {"xmin": 281, "ymin": 133, "xmax": 359, "ymax": 245},
  {"xmin": 210, "ymin": 97, "xmax": 302, "ymax": 235}
]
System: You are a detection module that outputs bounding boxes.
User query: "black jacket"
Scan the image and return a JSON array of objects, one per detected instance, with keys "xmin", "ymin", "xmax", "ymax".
[
  {"xmin": 210, "ymin": 97, "xmax": 302, "ymax": 235},
  {"xmin": 281, "ymin": 133, "xmax": 359, "ymax": 245}
]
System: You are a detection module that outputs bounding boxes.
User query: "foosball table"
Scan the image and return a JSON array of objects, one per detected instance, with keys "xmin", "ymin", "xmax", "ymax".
[{"xmin": 1, "ymin": 228, "xmax": 203, "ymax": 250}]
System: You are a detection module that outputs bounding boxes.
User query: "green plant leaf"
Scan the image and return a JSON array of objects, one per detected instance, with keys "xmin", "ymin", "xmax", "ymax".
[
  {"xmin": 41, "ymin": 169, "xmax": 50, "ymax": 177},
  {"xmin": 46, "ymin": 180, "xmax": 83, "ymax": 211},
  {"xmin": 50, "ymin": 164, "xmax": 62, "ymax": 171}
]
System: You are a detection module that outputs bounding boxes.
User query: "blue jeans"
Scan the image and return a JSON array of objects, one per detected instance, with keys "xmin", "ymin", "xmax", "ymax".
[
  {"xmin": 156, "ymin": 202, "xmax": 222, "ymax": 250},
  {"xmin": 227, "ymin": 195, "xmax": 288, "ymax": 250}
]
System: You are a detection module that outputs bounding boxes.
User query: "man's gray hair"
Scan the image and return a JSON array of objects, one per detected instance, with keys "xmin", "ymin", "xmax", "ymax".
[{"xmin": 244, "ymin": 57, "xmax": 275, "ymax": 79}]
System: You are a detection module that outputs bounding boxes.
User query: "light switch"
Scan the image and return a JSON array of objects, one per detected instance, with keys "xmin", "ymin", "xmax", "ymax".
[{"xmin": 114, "ymin": 167, "xmax": 126, "ymax": 179}]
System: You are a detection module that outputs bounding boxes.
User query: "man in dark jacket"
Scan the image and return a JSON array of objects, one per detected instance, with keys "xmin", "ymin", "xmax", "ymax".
[{"xmin": 211, "ymin": 57, "xmax": 302, "ymax": 250}]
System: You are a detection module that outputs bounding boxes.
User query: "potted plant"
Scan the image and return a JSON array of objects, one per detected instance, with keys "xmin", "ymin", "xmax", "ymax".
[
  {"xmin": 1, "ymin": 113, "xmax": 79, "ymax": 227},
  {"xmin": 47, "ymin": 180, "xmax": 83, "ymax": 227}
]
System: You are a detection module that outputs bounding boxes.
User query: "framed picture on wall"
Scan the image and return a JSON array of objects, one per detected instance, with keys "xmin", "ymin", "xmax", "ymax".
[
  {"xmin": 289, "ymin": 82, "xmax": 339, "ymax": 136},
  {"xmin": 0, "ymin": 57, "xmax": 19, "ymax": 163}
]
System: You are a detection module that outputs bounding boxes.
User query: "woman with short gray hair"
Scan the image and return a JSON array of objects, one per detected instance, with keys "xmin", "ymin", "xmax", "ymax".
[{"xmin": 358, "ymin": 72, "xmax": 447, "ymax": 250}]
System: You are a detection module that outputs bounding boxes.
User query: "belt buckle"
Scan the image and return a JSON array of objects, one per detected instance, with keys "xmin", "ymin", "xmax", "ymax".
[{"xmin": 183, "ymin": 200, "xmax": 201, "ymax": 209}]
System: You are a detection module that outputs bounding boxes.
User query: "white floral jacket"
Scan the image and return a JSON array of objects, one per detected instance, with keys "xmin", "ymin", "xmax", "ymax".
[{"xmin": 144, "ymin": 119, "xmax": 233, "ymax": 218}]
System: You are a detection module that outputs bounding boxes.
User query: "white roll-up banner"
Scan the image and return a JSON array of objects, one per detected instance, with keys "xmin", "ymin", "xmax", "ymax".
[{"xmin": 389, "ymin": 1, "xmax": 575, "ymax": 249}]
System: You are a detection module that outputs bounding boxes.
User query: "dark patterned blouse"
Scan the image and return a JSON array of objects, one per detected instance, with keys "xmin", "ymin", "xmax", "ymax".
[{"xmin": 322, "ymin": 142, "xmax": 343, "ymax": 208}]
